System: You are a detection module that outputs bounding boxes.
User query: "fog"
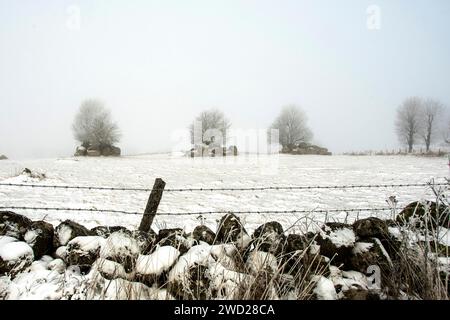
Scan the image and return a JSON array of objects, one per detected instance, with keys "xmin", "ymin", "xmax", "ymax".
[{"xmin": 1, "ymin": 0, "xmax": 449, "ymax": 159}]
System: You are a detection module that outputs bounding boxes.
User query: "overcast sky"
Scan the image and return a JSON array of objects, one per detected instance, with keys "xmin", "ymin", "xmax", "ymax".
[{"xmin": 1, "ymin": 0, "xmax": 449, "ymax": 159}]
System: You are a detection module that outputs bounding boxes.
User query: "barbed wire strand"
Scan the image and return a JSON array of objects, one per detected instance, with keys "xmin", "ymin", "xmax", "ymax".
[
  {"xmin": 0, "ymin": 182, "xmax": 447, "ymax": 192},
  {"xmin": 0, "ymin": 205, "xmax": 393, "ymax": 216}
]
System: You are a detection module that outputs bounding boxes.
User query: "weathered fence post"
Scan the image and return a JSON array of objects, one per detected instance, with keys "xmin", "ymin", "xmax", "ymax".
[{"xmin": 139, "ymin": 178, "xmax": 166, "ymax": 232}]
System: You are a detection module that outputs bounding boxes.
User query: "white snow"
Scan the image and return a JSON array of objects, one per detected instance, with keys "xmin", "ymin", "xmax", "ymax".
[
  {"xmin": 95, "ymin": 278, "xmax": 175, "ymax": 300},
  {"xmin": 0, "ymin": 236, "xmax": 17, "ymax": 247},
  {"xmin": 372, "ymin": 237, "xmax": 393, "ymax": 267},
  {"xmin": 136, "ymin": 246, "xmax": 180, "ymax": 276},
  {"xmin": 322, "ymin": 227, "xmax": 356, "ymax": 248},
  {"xmin": 24, "ymin": 230, "xmax": 39, "ymax": 245},
  {"xmin": 0, "ymin": 241, "xmax": 33, "ymax": 261},
  {"xmin": 67, "ymin": 236, "xmax": 106, "ymax": 252},
  {"xmin": 47, "ymin": 259, "xmax": 66, "ymax": 273},
  {"xmin": 100, "ymin": 231, "xmax": 140, "ymax": 259},
  {"xmin": 438, "ymin": 227, "xmax": 450, "ymax": 247},
  {"xmin": 56, "ymin": 224, "xmax": 73, "ymax": 246},
  {"xmin": 0, "ymin": 154, "xmax": 446, "ymax": 234},
  {"xmin": 55, "ymin": 246, "xmax": 68, "ymax": 260},
  {"xmin": 246, "ymin": 251, "xmax": 278, "ymax": 275},
  {"xmin": 168, "ymin": 244, "xmax": 212, "ymax": 282},
  {"xmin": 312, "ymin": 275, "xmax": 338, "ymax": 300},
  {"xmin": 352, "ymin": 242, "xmax": 374, "ymax": 255},
  {"xmin": 92, "ymin": 258, "xmax": 130, "ymax": 280},
  {"xmin": 206, "ymin": 261, "xmax": 253, "ymax": 299}
]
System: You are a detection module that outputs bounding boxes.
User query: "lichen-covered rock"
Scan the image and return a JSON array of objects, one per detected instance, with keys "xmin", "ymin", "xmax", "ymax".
[
  {"xmin": 316, "ymin": 223, "xmax": 355, "ymax": 269},
  {"xmin": 24, "ymin": 221, "xmax": 54, "ymax": 259},
  {"xmin": 192, "ymin": 225, "xmax": 216, "ymax": 245},
  {"xmin": 157, "ymin": 228, "xmax": 193, "ymax": 254},
  {"xmin": 216, "ymin": 213, "xmax": 251, "ymax": 249},
  {"xmin": 350, "ymin": 239, "xmax": 393, "ymax": 275},
  {"xmin": 252, "ymin": 221, "xmax": 285, "ymax": 255},
  {"xmin": 353, "ymin": 217, "xmax": 389, "ymax": 239},
  {"xmin": 54, "ymin": 220, "xmax": 91, "ymax": 247},
  {"xmin": 90, "ymin": 226, "xmax": 130, "ymax": 238},
  {"xmin": 131, "ymin": 230, "xmax": 157, "ymax": 255},
  {"xmin": 100, "ymin": 231, "xmax": 140, "ymax": 273},
  {"xmin": 283, "ymin": 233, "xmax": 316, "ymax": 254},
  {"xmin": 65, "ymin": 236, "xmax": 106, "ymax": 273},
  {"xmin": 396, "ymin": 201, "xmax": 449, "ymax": 229},
  {"xmin": 0, "ymin": 241, "xmax": 34, "ymax": 276},
  {"xmin": 0, "ymin": 211, "xmax": 33, "ymax": 240}
]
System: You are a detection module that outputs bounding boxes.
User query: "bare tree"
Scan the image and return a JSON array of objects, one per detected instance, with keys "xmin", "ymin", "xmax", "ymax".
[
  {"xmin": 189, "ymin": 109, "xmax": 231, "ymax": 145},
  {"xmin": 419, "ymin": 98, "xmax": 444, "ymax": 152},
  {"xmin": 72, "ymin": 99, "xmax": 121, "ymax": 148},
  {"xmin": 395, "ymin": 97, "xmax": 422, "ymax": 153},
  {"xmin": 270, "ymin": 105, "xmax": 313, "ymax": 150}
]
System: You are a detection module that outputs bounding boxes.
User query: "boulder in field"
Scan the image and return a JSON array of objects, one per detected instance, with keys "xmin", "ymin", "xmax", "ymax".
[
  {"xmin": 87, "ymin": 148, "xmax": 101, "ymax": 157},
  {"xmin": 24, "ymin": 220, "xmax": 54, "ymax": 259},
  {"xmin": 0, "ymin": 241, "xmax": 34, "ymax": 276},
  {"xmin": 316, "ymin": 222, "xmax": 355, "ymax": 269},
  {"xmin": 53, "ymin": 220, "xmax": 92, "ymax": 247},
  {"xmin": 74, "ymin": 146, "xmax": 87, "ymax": 157},
  {"xmin": 192, "ymin": 225, "xmax": 216, "ymax": 245},
  {"xmin": 0, "ymin": 211, "xmax": 33, "ymax": 240},
  {"xmin": 0, "ymin": 155, "xmax": 7, "ymax": 160},
  {"xmin": 252, "ymin": 221, "xmax": 285, "ymax": 255},
  {"xmin": 111, "ymin": 146, "xmax": 121, "ymax": 156},
  {"xmin": 353, "ymin": 217, "xmax": 389, "ymax": 239}
]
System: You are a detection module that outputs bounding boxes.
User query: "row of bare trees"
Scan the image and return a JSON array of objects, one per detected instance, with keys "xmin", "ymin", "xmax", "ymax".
[
  {"xmin": 73, "ymin": 100, "xmax": 314, "ymax": 151},
  {"xmin": 189, "ymin": 105, "xmax": 313, "ymax": 149},
  {"xmin": 395, "ymin": 97, "xmax": 447, "ymax": 153}
]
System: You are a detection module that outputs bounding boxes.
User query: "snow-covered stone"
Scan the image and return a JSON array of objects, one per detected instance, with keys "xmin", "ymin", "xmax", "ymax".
[
  {"xmin": 54, "ymin": 220, "xmax": 91, "ymax": 247},
  {"xmin": 246, "ymin": 250, "xmax": 278, "ymax": 275},
  {"xmin": 66, "ymin": 236, "xmax": 106, "ymax": 270},
  {"xmin": 0, "ymin": 211, "xmax": 32, "ymax": 240},
  {"xmin": 312, "ymin": 275, "xmax": 338, "ymax": 300},
  {"xmin": 100, "ymin": 231, "xmax": 140, "ymax": 272},
  {"xmin": 0, "ymin": 241, "xmax": 34, "ymax": 276},
  {"xmin": 136, "ymin": 246, "xmax": 180, "ymax": 277}
]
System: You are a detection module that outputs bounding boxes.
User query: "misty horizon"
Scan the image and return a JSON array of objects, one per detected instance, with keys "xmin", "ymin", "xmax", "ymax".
[{"xmin": 1, "ymin": 1, "xmax": 450, "ymax": 159}]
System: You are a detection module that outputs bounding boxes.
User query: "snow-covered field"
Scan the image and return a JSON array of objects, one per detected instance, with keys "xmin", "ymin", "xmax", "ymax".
[{"xmin": 0, "ymin": 154, "xmax": 448, "ymax": 233}]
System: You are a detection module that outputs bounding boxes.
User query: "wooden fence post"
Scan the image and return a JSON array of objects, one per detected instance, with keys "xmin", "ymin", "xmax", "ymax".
[{"xmin": 139, "ymin": 178, "xmax": 166, "ymax": 232}]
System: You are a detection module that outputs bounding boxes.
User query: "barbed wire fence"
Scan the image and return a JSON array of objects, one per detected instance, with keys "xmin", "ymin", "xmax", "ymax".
[{"xmin": 0, "ymin": 180, "xmax": 448, "ymax": 226}]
